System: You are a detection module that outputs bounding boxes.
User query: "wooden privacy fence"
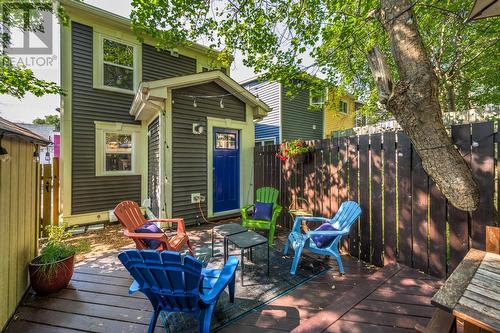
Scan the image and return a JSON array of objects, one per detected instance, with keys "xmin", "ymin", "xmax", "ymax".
[
  {"xmin": 40, "ymin": 157, "xmax": 60, "ymax": 234},
  {"xmin": 254, "ymin": 121, "xmax": 498, "ymax": 279}
]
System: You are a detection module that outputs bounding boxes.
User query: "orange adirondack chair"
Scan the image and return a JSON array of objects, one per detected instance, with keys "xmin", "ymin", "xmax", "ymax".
[{"xmin": 114, "ymin": 201, "xmax": 193, "ymax": 255}]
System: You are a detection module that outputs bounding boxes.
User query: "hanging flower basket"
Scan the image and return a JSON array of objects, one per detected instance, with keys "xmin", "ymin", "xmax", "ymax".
[{"xmin": 275, "ymin": 139, "xmax": 313, "ymax": 163}]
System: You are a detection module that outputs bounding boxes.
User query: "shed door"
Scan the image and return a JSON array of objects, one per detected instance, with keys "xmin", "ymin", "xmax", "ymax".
[{"xmin": 213, "ymin": 128, "xmax": 240, "ymax": 213}]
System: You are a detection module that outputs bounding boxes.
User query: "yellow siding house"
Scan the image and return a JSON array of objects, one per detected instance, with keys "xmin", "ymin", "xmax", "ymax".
[{"xmin": 322, "ymin": 89, "xmax": 357, "ymax": 138}]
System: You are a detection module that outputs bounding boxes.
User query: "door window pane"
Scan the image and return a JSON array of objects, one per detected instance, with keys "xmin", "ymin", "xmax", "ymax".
[
  {"xmin": 105, "ymin": 133, "xmax": 132, "ymax": 171},
  {"xmin": 216, "ymin": 132, "xmax": 237, "ymax": 149}
]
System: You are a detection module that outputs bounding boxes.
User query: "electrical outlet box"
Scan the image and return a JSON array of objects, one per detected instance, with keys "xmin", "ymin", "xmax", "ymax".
[{"xmin": 191, "ymin": 193, "xmax": 203, "ymax": 203}]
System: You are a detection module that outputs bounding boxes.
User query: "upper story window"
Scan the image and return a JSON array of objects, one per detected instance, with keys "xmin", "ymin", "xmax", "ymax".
[
  {"xmin": 310, "ymin": 90, "xmax": 325, "ymax": 106},
  {"xmin": 93, "ymin": 32, "xmax": 141, "ymax": 94},
  {"xmin": 103, "ymin": 39, "xmax": 134, "ymax": 91},
  {"xmin": 340, "ymin": 100, "xmax": 348, "ymax": 113}
]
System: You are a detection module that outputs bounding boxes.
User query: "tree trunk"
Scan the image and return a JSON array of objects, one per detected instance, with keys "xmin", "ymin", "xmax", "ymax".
[{"xmin": 370, "ymin": 0, "xmax": 479, "ymax": 211}]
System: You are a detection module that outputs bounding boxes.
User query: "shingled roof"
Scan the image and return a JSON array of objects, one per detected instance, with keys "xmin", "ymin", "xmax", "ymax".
[{"xmin": 0, "ymin": 117, "xmax": 50, "ymax": 145}]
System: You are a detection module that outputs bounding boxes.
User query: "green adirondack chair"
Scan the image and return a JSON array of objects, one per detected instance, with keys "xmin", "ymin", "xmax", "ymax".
[{"xmin": 241, "ymin": 187, "xmax": 283, "ymax": 246}]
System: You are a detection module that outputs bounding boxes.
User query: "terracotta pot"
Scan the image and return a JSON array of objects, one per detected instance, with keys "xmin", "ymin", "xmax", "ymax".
[{"xmin": 29, "ymin": 255, "xmax": 75, "ymax": 295}]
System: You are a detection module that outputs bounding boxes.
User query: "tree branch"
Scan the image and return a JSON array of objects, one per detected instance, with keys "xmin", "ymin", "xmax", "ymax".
[{"xmin": 367, "ymin": 46, "xmax": 393, "ymax": 104}]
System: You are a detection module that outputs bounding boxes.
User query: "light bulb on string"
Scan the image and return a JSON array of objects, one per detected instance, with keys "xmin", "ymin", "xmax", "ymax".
[
  {"xmin": 193, "ymin": 97, "xmax": 197, "ymax": 108},
  {"xmin": 220, "ymin": 97, "xmax": 224, "ymax": 109}
]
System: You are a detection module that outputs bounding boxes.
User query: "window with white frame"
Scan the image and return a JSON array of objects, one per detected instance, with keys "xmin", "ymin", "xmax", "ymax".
[
  {"xmin": 105, "ymin": 133, "xmax": 133, "ymax": 171},
  {"xmin": 94, "ymin": 33, "xmax": 140, "ymax": 93},
  {"xmin": 95, "ymin": 122, "xmax": 141, "ymax": 176},
  {"xmin": 256, "ymin": 137, "xmax": 276, "ymax": 146},
  {"xmin": 310, "ymin": 90, "xmax": 325, "ymax": 106},
  {"xmin": 340, "ymin": 100, "xmax": 348, "ymax": 113}
]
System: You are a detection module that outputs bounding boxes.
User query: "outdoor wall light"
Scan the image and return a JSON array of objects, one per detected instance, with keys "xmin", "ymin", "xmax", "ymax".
[
  {"xmin": 45, "ymin": 150, "xmax": 51, "ymax": 162},
  {"xmin": 472, "ymin": 141, "xmax": 479, "ymax": 148},
  {"xmin": 193, "ymin": 123, "xmax": 204, "ymax": 135}
]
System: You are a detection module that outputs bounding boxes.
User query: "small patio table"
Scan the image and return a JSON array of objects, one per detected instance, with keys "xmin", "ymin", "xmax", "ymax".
[
  {"xmin": 432, "ymin": 248, "xmax": 500, "ymax": 333},
  {"xmin": 211, "ymin": 223, "xmax": 247, "ymax": 257},
  {"xmin": 225, "ymin": 230, "xmax": 269, "ymax": 286}
]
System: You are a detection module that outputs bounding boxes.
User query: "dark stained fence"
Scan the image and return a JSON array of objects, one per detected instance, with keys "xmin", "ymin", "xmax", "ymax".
[{"xmin": 254, "ymin": 121, "xmax": 498, "ymax": 279}]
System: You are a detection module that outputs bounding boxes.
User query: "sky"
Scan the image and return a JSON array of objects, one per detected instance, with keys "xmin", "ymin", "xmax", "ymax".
[{"xmin": 0, "ymin": 0, "xmax": 256, "ymax": 123}]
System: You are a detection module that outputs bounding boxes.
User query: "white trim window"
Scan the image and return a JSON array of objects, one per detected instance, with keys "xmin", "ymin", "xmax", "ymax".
[
  {"xmin": 93, "ymin": 33, "xmax": 140, "ymax": 94},
  {"xmin": 95, "ymin": 122, "xmax": 142, "ymax": 176},
  {"xmin": 256, "ymin": 137, "xmax": 277, "ymax": 146},
  {"xmin": 310, "ymin": 90, "xmax": 325, "ymax": 106}
]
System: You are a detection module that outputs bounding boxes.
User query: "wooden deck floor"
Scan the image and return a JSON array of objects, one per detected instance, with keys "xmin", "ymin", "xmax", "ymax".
[{"xmin": 5, "ymin": 226, "xmax": 442, "ymax": 332}]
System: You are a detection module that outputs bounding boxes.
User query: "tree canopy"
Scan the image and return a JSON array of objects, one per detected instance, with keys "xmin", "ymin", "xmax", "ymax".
[
  {"xmin": 33, "ymin": 114, "xmax": 60, "ymax": 131},
  {"xmin": 130, "ymin": 0, "xmax": 499, "ymax": 117}
]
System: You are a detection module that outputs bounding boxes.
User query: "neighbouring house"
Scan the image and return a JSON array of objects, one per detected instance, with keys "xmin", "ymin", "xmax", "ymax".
[
  {"xmin": 242, "ymin": 77, "xmax": 358, "ymax": 145},
  {"xmin": 59, "ymin": 0, "xmax": 269, "ymax": 226},
  {"xmin": 322, "ymin": 89, "xmax": 358, "ymax": 138},
  {"xmin": 16, "ymin": 124, "xmax": 59, "ymax": 164},
  {"xmin": 0, "ymin": 117, "xmax": 48, "ymax": 330}
]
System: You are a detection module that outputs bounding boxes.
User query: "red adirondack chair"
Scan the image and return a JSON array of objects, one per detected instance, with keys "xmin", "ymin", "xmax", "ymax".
[{"xmin": 114, "ymin": 201, "xmax": 193, "ymax": 255}]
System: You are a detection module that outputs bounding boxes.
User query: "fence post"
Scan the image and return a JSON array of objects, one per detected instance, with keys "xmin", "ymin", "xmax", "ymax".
[
  {"xmin": 41, "ymin": 164, "xmax": 52, "ymax": 234},
  {"xmin": 52, "ymin": 157, "xmax": 60, "ymax": 226}
]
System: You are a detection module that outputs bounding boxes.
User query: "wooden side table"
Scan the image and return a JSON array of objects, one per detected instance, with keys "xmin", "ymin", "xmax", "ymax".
[{"xmin": 432, "ymin": 249, "xmax": 500, "ymax": 333}]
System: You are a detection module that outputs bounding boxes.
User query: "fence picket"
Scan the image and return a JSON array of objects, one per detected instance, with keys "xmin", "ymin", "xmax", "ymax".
[
  {"xmin": 411, "ymin": 147, "xmax": 429, "ymax": 273},
  {"xmin": 448, "ymin": 124, "xmax": 471, "ymax": 274},
  {"xmin": 429, "ymin": 179, "xmax": 447, "ymax": 278},
  {"xmin": 383, "ymin": 132, "xmax": 397, "ymax": 265},
  {"xmin": 348, "ymin": 136, "xmax": 359, "ymax": 258},
  {"xmin": 471, "ymin": 122, "xmax": 494, "ymax": 250},
  {"xmin": 371, "ymin": 133, "xmax": 383, "ymax": 267},
  {"xmin": 397, "ymin": 132, "xmax": 412, "ymax": 267},
  {"xmin": 330, "ymin": 138, "xmax": 340, "ymax": 214},
  {"xmin": 358, "ymin": 134, "xmax": 370, "ymax": 263}
]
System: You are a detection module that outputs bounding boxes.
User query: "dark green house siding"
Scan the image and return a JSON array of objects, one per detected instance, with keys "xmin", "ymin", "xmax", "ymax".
[
  {"xmin": 71, "ymin": 22, "xmax": 140, "ymax": 214},
  {"xmin": 142, "ymin": 44, "xmax": 196, "ymax": 80},
  {"xmin": 147, "ymin": 117, "xmax": 160, "ymax": 217},
  {"xmin": 171, "ymin": 82, "xmax": 245, "ymax": 225},
  {"xmin": 281, "ymin": 86, "xmax": 323, "ymax": 141},
  {"xmin": 71, "ymin": 22, "xmax": 197, "ymax": 215}
]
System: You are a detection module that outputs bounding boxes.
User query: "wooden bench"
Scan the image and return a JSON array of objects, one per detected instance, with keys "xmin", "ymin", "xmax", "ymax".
[{"xmin": 415, "ymin": 308, "xmax": 456, "ymax": 333}]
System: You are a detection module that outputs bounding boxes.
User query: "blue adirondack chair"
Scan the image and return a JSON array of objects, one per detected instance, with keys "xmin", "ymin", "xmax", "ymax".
[
  {"xmin": 118, "ymin": 249, "xmax": 239, "ymax": 333},
  {"xmin": 284, "ymin": 201, "xmax": 361, "ymax": 275}
]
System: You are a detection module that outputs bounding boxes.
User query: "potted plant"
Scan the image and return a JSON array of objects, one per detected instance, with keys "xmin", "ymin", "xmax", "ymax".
[
  {"xmin": 276, "ymin": 139, "xmax": 313, "ymax": 163},
  {"xmin": 29, "ymin": 224, "xmax": 89, "ymax": 295}
]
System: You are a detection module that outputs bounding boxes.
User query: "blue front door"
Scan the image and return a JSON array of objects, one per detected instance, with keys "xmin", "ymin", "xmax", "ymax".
[{"xmin": 213, "ymin": 128, "xmax": 240, "ymax": 213}]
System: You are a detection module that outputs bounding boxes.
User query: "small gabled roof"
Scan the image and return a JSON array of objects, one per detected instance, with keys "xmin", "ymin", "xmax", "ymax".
[
  {"xmin": 0, "ymin": 117, "xmax": 50, "ymax": 145},
  {"xmin": 130, "ymin": 71, "xmax": 271, "ymax": 120}
]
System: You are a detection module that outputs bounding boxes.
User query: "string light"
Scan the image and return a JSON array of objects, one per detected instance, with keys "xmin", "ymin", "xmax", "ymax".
[{"xmin": 193, "ymin": 97, "xmax": 197, "ymax": 108}]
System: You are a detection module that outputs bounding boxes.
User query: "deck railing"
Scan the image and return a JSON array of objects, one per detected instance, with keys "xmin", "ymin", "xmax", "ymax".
[{"xmin": 254, "ymin": 121, "xmax": 498, "ymax": 278}]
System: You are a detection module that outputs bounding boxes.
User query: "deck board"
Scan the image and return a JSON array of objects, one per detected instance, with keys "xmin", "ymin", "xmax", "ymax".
[{"xmin": 5, "ymin": 226, "xmax": 440, "ymax": 333}]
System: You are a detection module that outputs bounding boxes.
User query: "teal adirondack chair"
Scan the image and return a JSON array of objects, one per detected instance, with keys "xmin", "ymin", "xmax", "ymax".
[
  {"xmin": 241, "ymin": 187, "xmax": 283, "ymax": 246},
  {"xmin": 284, "ymin": 201, "xmax": 361, "ymax": 275}
]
